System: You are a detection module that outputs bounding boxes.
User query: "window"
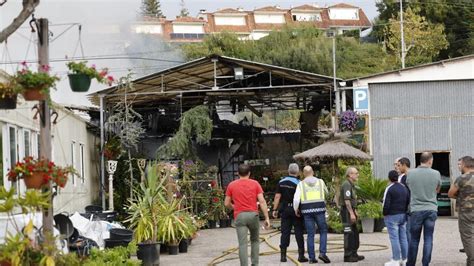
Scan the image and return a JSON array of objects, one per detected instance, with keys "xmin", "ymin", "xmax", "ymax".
[
  {"xmin": 24, "ymin": 130, "xmax": 31, "ymax": 157},
  {"xmin": 8, "ymin": 126, "xmax": 18, "ymax": 191},
  {"xmin": 71, "ymin": 141, "xmax": 76, "ymax": 185},
  {"xmin": 79, "ymin": 144, "xmax": 85, "ymax": 184}
]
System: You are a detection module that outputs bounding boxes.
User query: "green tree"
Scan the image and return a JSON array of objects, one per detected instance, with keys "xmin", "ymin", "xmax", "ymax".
[
  {"xmin": 179, "ymin": 0, "xmax": 190, "ymax": 17},
  {"xmin": 384, "ymin": 7, "xmax": 449, "ymax": 67},
  {"xmin": 182, "ymin": 26, "xmax": 395, "ymax": 79},
  {"xmin": 373, "ymin": 0, "xmax": 473, "ymax": 59},
  {"xmin": 140, "ymin": 0, "xmax": 163, "ymax": 17}
]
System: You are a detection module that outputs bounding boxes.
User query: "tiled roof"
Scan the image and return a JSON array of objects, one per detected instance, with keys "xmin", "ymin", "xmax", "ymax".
[
  {"xmin": 173, "ymin": 16, "xmax": 206, "ymax": 23},
  {"xmin": 327, "ymin": 9, "xmax": 371, "ymax": 27},
  {"xmin": 291, "ymin": 4, "xmax": 321, "ymax": 11},
  {"xmin": 254, "ymin": 6, "xmax": 287, "ymax": 12},
  {"xmin": 214, "ymin": 8, "xmax": 246, "ymax": 13},
  {"xmin": 329, "ymin": 3, "xmax": 358, "ymax": 8},
  {"xmin": 139, "ymin": 16, "xmax": 166, "ymax": 23}
]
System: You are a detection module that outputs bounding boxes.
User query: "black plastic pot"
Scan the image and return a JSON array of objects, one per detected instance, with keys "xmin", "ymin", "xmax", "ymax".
[
  {"xmin": 208, "ymin": 220, "xmax": 217, "ymax": 229},
  {"xmin": 168, "ymin": 244, "xmax": 179, "ymax": 255},
  {"xmin": 110, "ymin": 228, "xmax": 133, "ymax": 241},
  {"xmin": 137, "ymin": 242, "xmax": 160, "ymax": 266},
  {"xmin": 68, "ymin": 73, "xmax": 91, "ymax": 92},
  {"xmin": 0, "ymin": 95, "xmax": 17, "ymax": 109},
  {"xmin": 187, "ymin": 238, "xmax": 192, "ymax": 246},
  {"xmin": 53, "ymin": 214, "xmax": 74, "ymax": 239},
  {"xmin": 85, "ymin": 205, "xmax": 103, "ymax": 214},
  {"xmin": 104, "ymin": 238, "xmax": 130, "ymax": 249},
  {"xmin": 374, "ymin": 218, "xmax": 385, "ymax": 232},
  {"xmin": 160, "ymin": 243, "xmax": 168, "ymax": 254},
  {"xmin": 220, "ymin": 219, "xmax": 230, "ymax": 228},
  {"xmin": 178, "ymin": 239, "xmax": 188, "ymax": 253}
]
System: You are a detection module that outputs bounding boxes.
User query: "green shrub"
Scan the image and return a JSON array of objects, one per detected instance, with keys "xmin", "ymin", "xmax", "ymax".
[{"xmin": 357, "ymin": 201, "xmax": 383, "ymax": 219}]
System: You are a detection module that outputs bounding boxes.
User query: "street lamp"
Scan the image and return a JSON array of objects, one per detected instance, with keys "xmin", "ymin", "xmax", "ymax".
[{"xmin": 107, "ymin": 160, "xmax": 118, "ymax": 211}]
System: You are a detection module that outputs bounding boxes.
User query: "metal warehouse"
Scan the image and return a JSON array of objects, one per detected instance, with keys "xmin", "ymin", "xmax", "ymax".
[{"xmin": 351, "ymin": 55, "xmax": 474, "ymax": 216}]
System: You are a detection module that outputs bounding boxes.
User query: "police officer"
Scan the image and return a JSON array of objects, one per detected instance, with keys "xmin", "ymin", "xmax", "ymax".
[
  {"xmin": 293, "ymin": 166, "xmax": 331, "ymax": 264},
  {"xmin": 340, "ymin": 166, "xmax": 365, "ymax": 263},
  {"xmin": 272, "ymin": 163, "xmax": 308, "ymax": 263}
]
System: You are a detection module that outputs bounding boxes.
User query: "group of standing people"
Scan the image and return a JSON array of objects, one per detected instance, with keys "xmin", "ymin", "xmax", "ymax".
[
  {"xmin": 224, "ymin": 152, "xmax": 472, "ymax": 266},
  {"xmin": 383, "ymin": 152, "xmax": 473, "ymax": 266}
]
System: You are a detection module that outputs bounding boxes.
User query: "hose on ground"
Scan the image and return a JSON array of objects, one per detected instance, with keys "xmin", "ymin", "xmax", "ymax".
[{"xmin": 208, "ymin": 224, "xmax": 389, "ymax": 265}]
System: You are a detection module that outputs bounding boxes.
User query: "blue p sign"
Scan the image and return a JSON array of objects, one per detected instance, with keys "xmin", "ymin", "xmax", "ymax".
[{"xmin": 353, "ymin": 87, "xmax": 368, "ymax": 111}]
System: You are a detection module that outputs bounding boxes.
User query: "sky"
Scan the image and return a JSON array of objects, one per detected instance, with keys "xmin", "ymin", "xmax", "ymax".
[{"xmin": 0, "ymin": 0, "xmax": 378, "ymax": 106}]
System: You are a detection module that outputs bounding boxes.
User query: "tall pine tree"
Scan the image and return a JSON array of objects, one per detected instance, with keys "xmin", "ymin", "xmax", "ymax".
[
  {"xmin": 179, "ymin": 0, "xmax": 190, "ymax": 17},
  {"xmin": 140, "ymin": 0, "xmax": 164, "ymax": 17}
]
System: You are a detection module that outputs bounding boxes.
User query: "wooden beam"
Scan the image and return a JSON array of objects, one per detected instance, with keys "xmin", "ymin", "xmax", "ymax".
[{"xmin": 238, "ymin": 97, "xmax": 262, "ymax": 117}]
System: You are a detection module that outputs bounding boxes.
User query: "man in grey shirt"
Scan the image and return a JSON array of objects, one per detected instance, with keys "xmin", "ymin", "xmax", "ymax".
[{"xmin": 406, "ymin": 152, "xmax": 441, "ymax": 266}]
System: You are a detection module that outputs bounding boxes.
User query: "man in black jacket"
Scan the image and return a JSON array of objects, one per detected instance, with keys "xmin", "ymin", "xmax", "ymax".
[{"xmin": 383, "ymin": 170, "xmax": 410, "ymax": 265}]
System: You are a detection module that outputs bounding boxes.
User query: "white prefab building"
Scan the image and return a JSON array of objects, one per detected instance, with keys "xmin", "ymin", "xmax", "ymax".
[{"xmin": 0, "ymin": 101, "xmax": 100, "ymax": 214}]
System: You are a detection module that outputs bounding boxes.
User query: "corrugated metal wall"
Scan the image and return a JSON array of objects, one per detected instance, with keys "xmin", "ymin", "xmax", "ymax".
[{"xmin": 369, "ymin": 79, "xmax": 474, "ymax": 179}]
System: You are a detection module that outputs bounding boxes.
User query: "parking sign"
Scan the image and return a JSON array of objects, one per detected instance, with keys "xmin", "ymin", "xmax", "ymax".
[{"xmin": 353, "ymin": 87, "xmax": 368, "ymax": 112}]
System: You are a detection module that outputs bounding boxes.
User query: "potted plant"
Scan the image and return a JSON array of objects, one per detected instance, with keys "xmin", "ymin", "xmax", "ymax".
[
  {"xmin": 103, "ymin": 136, "xmax": 123, "ymax": 160},
  {"xmin": 126, "ymin": 162, "xmax": 167, "ymax": 266},
  {"xmin": 156, "ymin": 199, "xmax": 189, "ymax": 255},
  {"xmin": 14, "ymin": 63, "xmax": 59, "ymax": 101},
  {"xmin": 66, "ymin": 61, "xmax": 114, "ymax": 92},
  {"xmin": 356, "ymin": 176, "xmax": 388, "ymax": 232},
  {"xmin": 357, "ymin": 201, "xmax": 383, "ymax": 233},
  {"xmin": 0, "ymin": 71, "xmax": 20, "ymax": 109},
  {"xmin": 177, "ymin": 211, "xmax": 196, "ymax": 253},
  {"xmin": 7, "ymin": 157, "xmax": 75, "ymax": 189},
  {"xmin": 339, "ymin": 110, "xmax": 359, "ymax": 132}
]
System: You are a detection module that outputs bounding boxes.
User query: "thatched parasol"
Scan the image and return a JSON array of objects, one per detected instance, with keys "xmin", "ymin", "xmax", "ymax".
[
  {"xmin": 293, "ymin": 140, "xmax": 371, "ymax": 206},
  {"xmin": 293, "ymin": 140, "xmax": 372, "ymax": 161}
]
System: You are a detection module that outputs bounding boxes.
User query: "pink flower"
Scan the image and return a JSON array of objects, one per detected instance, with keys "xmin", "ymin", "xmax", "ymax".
[
  {"xmin": 106, "ymin": 75, "xmax": 114, "ymax": 86},
  {"xmin": 91, "ymin": 64, "xmax": 96, "ymax": 69},
  {"xmin": 41, "ymin": 65, "xmax": 51, "ymax": 72},
  {"xmin": 21, "ymin": 61, "xmax": 27, "ymax": 66}
]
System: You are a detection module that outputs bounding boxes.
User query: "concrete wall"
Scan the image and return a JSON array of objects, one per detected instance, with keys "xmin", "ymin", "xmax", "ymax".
[{"xmin": 0, "ymin": 100, "xmax": 99, "ymax": 214}]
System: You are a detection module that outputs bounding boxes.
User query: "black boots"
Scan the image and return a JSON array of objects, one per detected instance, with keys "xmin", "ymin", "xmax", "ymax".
[
  {"xmin": 280, "ymin": 247, "xmax": 287, "ymax": 262},
  {"xmin": 298, "ymin": 249, "xmax": 309, "ymax": 263}
]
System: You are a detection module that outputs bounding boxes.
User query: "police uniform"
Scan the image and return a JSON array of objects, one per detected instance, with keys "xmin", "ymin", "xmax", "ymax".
[
  {"xmin": 275, "ymin": 176, "xmax": 305, "ymax": 259},
  {"xmin": 340, "ymin": 179, "xmax": 360, "ymax": 261},
  {"xmin": 295, "ymin": 177, "xmax": 330, "ymax": 263}
]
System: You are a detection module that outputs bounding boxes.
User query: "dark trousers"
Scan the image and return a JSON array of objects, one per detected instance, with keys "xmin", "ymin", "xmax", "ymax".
[
  {"xmin": 341, "ymin": 207, "xmax": 360, "ymax": 259},
  {"xmin": 280, "ymin": 207, "xmax": 305, "ymax": 250}
]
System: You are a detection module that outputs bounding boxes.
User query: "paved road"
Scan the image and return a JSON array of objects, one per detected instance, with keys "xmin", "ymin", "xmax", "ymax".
[{"xmin": 160, "ymin": 217, "xmax": 466, "ymax": 266}]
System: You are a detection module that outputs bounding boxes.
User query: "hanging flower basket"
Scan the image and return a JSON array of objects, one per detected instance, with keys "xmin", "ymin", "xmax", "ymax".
[
  {"xmin": 14, "ymin": 63, "xmax": 59, "ymax": 101},
  {"xmin": 0, "ymin": 94, "xmax": 17, "ymax": 109},
  {"xmin": 22, "ymin": 87, "xmax": 46, "ymax": 101},
  {"xmin": 8, "ymin": 157, "xmax": 75, "ymax": 190},
  {"xmin": 68, "ymin": 73, "xmax": 91, "ymax": 92},
  {"xmin": 66, "ymin": 61, "xmax": 114, "ymax": 93},
  {"xmin": 23, "ymin": 172, "xmax": 45, "ymax": 189}
]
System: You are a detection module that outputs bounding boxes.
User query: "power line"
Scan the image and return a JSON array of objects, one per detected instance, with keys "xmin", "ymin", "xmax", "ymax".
[{"xmin": 0, "ymin": 56, "xmax": 185, "ymax": 65}]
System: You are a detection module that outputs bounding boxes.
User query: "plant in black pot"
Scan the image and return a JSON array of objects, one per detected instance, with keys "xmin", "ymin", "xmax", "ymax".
[
  {"xmin": 66, "ymin": 61, "xmax": 114, "ymax": 92},
  {"xmin": 156, "ymin": 199, "xmax": 190, "ymax": 255},
  {"xmin": 0, "ymin": 71, "xmax": 21, "ymax": 109},
  {"xmin": 126, "ymin": 163, "xmax": 167, "ymax": 266}
]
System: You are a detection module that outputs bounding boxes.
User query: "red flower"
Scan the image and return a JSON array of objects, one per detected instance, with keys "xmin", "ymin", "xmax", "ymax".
[
  {"xmin": 41, "ymin": 65, "xmax": 51, "ymax": 72},
  {"xmin": 211, "ymin": 180, "xmax": 216, "ymax": 188},
  {"xmin": 106, "ymin": 75, "xmax": 114, "ymax": 86},
  {"xmin": 212, "ymin": 197, "xmax": 219, "ymax": 203}
]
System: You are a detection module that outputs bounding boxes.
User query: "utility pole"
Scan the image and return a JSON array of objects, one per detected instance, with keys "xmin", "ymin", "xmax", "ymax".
[
  {"xmin": 332, "ymin": 36, "xmax": 340, "ymax": 131},
  {"xmin": 400, "ymin": 0, "xmax": 406, "ymax": 69},
  {"xmin": 37, "ymin": 17, "xmax": 54, "ymax": 239}
]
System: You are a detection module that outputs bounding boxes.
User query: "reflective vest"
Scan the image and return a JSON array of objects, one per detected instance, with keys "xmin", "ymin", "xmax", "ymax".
[{"xmin": 299, "ymin": 179, "xmax": 327, "ymax": 214}]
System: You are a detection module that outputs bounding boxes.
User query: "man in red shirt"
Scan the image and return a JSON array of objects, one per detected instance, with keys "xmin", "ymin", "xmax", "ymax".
[{"xmin": 225, "ymin": 164, "xmax": 271, "ymax": 266}]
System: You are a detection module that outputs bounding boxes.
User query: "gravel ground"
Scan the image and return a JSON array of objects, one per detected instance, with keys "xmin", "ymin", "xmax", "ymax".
[{"xmin": 159, "ymin": 217, "xmax": 466, "ymax": 266}]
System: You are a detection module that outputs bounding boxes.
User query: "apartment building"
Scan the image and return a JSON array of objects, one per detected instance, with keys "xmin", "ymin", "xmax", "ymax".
[{"xmin": 132, "ymin": 3, "xmax": 371, "ymax": 42}]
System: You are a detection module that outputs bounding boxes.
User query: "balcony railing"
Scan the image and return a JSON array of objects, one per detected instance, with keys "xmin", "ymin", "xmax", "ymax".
[{"xmin": 170, "ymin": 33, "xmax": 207, "ymax": 40}]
